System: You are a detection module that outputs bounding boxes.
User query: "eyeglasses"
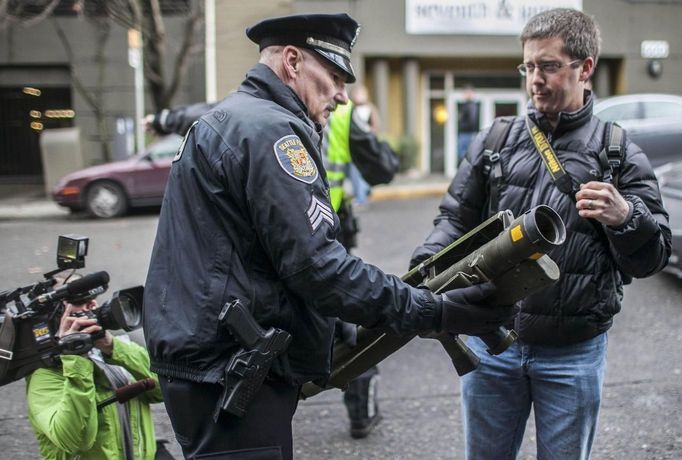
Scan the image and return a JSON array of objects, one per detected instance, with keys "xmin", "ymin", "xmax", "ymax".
[{"xmin": 517, "ymin": 59, "xmax": 582, "ymax": 77}]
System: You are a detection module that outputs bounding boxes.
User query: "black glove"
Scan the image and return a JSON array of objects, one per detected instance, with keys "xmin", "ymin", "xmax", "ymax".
[
  {"xmin": 334, "ymin": 319, "xmax": 358, "ymax": 348},
  {"xmin": 409, "ymin": 248, "xmax": 434, "ymax": 270},
  {"xmin": 438, "ymin": 282, "xmax": 514, "ymax": 336}
]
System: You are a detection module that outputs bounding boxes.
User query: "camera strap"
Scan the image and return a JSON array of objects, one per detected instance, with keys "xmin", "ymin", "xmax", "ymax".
[
  {"xmin": 0, "ymin": 311, "xmax": 17, "ymax": 381},
  {"xmin": 91, "ymin": 353, "xmax": 135, "ymax": 460},
  {"xmin": 525, "ymin": 115, "xmax": 632, "ymax": 284},
  {"xmin": 525, "ymin": 116, "xmax": 577, "ymax": 195}
]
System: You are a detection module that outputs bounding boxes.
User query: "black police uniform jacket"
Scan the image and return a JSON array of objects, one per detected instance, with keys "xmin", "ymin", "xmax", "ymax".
[
  {"xmin": 143, "ymin": 64, "xmax": 439, "ymax": 385},
  {"xmin": 411, "ymin": 92, "xmax": 671, "ymax": 346}
]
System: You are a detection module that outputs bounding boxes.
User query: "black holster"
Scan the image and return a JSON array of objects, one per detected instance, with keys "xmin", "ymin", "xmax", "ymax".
[{"xmin": 337, "ymin": 200, "xmax": 359, "ymax": 250}]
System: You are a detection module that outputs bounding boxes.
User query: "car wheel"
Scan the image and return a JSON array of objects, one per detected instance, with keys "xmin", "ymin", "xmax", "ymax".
[{"xmin": 86, "ymin": 181, "xmax": 128, "ymax": 218}]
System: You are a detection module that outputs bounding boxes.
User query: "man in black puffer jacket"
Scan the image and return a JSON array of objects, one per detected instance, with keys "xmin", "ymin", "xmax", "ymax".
[{"xmin": 410, "ymin": 8, "xmax": 671, "ymax": 460}]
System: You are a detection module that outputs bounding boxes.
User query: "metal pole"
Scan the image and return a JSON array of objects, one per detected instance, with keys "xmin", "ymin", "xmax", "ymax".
[
  {"xmin": 134, "ymin": 46, "xmax": 145, "ymax": 154},
  {"xmin": 128, "ymin": 29, "xmax": 145, "ymax": 155},
  {"xmin": 205, "ymin": 0, "xmax": 217, "ymax": 103}
]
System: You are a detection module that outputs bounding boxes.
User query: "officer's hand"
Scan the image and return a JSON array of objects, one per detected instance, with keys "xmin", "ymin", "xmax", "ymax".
[
  {"xmin": 438, "ymin": 282, "xmax": 514, "ymax": 336},
  {"xmin": 334, "ymin": 319, "xmax": 358, "ymax": 348}
]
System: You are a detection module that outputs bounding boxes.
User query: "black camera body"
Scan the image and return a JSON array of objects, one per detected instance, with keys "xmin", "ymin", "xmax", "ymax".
[{"xmin": 0, "ymin": 235, "xmax": 143, "ymax": 387}]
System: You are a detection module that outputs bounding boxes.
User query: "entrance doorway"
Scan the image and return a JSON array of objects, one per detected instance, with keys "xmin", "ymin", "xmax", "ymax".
[
  {"xmin": 443, "ymin": 90, "xmax": 526, "ymax": 177},
  {"xmin": 0, "ymin": 86, "xmax": 73, "ymax": 179}
]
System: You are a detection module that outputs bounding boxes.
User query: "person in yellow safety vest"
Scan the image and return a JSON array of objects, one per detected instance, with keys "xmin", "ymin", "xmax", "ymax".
[
  {"xmin": 324, "ymin": 100, "xmax": 354, "ymax": 213},
  {"xmin": 144, "ymin": 87, "xmax": 399, "ymax": 438},
  {"xmin": 323, "ymin": 100, "xmax": 361, "ymax": 251}
]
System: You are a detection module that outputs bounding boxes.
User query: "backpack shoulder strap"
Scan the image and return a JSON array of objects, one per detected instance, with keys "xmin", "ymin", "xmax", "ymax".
[
  {"xmin": 596, "ymin": 122, "xmax": 632, "ymax": 285},
  {"xmin": 598, "ymin": 121, "xmax": 626, "ymax": 188},
  {"xmin": 482, "ymin": 116, "xmax": 514, "ymax": 215}
]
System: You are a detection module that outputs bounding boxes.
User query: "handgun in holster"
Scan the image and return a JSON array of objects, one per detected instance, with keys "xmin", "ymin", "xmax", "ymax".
[
  {"xmin": 213, "ymin": 299, "xmax": 292, "ymax": 421},
  {"xmin": 337, "ymin": 199, "xmax": 359, "ymax": 250}
]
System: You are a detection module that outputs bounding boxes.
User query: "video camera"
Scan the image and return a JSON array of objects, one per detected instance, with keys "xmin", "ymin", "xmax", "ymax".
[{"xmin": 0, "ymin": 234, "xmax": 144, "ymax": 387}]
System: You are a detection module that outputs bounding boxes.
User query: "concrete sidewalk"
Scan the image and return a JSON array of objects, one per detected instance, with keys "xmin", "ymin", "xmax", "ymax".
[
  {"xmin": 0, "ymin": 173, "xmax": 451, "ymax": 220},
  {"xmin": 0, "ymin": 182, "xmax": 70, "ymax": 219}
]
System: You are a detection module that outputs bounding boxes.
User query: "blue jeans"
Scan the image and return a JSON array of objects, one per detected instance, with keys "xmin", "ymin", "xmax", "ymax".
[
  {"xmin": 460, "ymin": 333, "xmax": 608, "ymax": 460},
  {"xmin": 458, "ymin": 132, "xmax": 476, "ymax": 161},
  {"xmin": 347, "ymin": 163, "xmax": 370, "ymax": 205}
]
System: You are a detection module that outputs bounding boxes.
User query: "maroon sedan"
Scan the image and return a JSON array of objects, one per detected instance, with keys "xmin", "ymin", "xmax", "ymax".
[{"xmin": 52, "ymin": 134, "xmax": 183, "ymax": 218}]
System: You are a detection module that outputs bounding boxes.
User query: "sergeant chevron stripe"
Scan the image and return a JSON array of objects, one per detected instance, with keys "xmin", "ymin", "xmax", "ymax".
[{"xmin": 306, "ymin": 196, "xmax": 334, "ymax": 232}]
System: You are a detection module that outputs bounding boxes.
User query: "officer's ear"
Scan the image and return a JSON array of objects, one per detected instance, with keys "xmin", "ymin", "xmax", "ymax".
[{"xmin": 282, "ymin": 46, "xmax": 304, "ymax": 79}]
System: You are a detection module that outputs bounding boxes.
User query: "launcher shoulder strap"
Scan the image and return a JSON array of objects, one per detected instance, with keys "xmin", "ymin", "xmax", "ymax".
[
  {"xmin": 482, "ymin": 116, "xmax": 514, "ymax": 215},
  {"xmin": 598, "ymin": 121, "xmax": 626, "ymax": 187}
]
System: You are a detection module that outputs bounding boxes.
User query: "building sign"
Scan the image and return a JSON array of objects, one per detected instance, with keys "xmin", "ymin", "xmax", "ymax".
[
  {"xmin": 641, "ymin": 40, "xmax": 669, "ymax": 59},
  {"xmin": 406, "ymin": 0, "xmax": 583, "ymax": 35}
]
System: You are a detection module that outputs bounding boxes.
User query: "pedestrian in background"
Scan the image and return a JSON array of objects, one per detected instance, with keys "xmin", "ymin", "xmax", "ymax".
[
  {"xmin": 457, "ymin": 84, "xmax": 479, "ymax": 162},
  {"xmin": 411, "ymin": 8, "xmax": 670, "ymax": 459},
  {"xmin": 344, "ymin": 84, "xmax": 380, "ymax": 208}
]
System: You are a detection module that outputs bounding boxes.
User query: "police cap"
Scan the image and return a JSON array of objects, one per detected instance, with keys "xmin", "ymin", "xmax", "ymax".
[{"xmin": 246, "ymin": 13, "xmax": 360, "ymax": 83}]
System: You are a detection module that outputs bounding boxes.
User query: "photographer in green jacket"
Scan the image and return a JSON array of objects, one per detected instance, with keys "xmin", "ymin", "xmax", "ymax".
[{"xmin": 25, "ymin": 273, "xmax": 168, "ymax": 460}]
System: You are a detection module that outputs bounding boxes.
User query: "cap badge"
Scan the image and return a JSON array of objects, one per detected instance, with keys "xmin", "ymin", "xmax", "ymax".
[
  {"xmin": 351, "ymin": 25, "xmax": 361, "ymax": 48},
  {"xmin": 306, "ymin": 37, "xmax": 351, "ymax": 59}
]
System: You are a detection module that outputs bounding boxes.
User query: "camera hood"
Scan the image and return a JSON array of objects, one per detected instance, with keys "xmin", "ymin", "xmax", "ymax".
[{"xmin": 97, "ymin": 286, "xmax": 144, "ymax": 332}]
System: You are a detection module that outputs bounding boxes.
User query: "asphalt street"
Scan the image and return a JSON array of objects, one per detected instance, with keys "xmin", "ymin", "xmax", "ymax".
[{"xmin": 0, "ymin": 197, "xmax": 680, "ymax": 459}]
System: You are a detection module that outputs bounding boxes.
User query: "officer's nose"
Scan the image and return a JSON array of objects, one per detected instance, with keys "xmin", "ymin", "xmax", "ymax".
[{"xmin": 335, "ymin": 87, "xmax": 349, "ymax": 105}]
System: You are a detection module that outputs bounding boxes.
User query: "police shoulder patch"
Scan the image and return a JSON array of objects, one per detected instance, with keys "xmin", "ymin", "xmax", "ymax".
[{"xmin": 273, "ymin": 134, "xmax": 319, "ymax": 184}]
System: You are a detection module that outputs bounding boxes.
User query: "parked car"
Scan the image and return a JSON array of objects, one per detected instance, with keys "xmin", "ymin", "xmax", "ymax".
[
  {"xmin": 655, "ymin": 161, "xmax": 682, "ymax": 278},
  {"xmin": 594, "ymin": 93, "xmax": 682, "ymax": 168},
  {"xmin": 53, "ymin": 134, "xmax": 183, "ymax": 218}
]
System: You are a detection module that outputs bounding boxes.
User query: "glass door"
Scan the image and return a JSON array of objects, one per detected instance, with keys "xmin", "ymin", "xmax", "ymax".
[{"xmin": 444, "ymin": 90, "xmax": 526, "ymax": 177}]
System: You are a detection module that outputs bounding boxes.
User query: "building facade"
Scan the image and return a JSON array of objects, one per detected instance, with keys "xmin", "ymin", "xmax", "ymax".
[
  {"xmin": 2, "ymin": 0, "xmax": 680, "ymax": 183},
  {"xmin": 0, "ymin": 1, "xmax": 205, "ymax": 183},
  {"xmin": 211, "ymin": 0, "xmax": 682, "ymax": 177}
]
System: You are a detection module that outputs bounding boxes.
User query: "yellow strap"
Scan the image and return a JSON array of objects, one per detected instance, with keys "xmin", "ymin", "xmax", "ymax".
[{"xmin": 525, "ymin": 116, "xmax": 574, "ymax": 194}]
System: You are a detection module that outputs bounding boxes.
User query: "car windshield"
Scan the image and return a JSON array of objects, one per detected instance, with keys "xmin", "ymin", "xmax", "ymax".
[
  {"xmin": 595, "ymin": 95, "xmax": 682, "ymax": 122},
  {"xmin": 594, "ymin": 101, "xmax": 642, "ymax": 122},
  {"xmin": 645, "ymin": 101, "xmax": 682, "ymax": 119},
  {"xmin": 146, "ymin": 135, "xmax": 183, "ymax": 160}
]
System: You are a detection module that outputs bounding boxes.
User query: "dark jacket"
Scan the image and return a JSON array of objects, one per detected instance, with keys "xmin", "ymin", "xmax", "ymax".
[
  {"xmin": 143, "ymin": 64, "xmax": 439, "ymax": 386},
  {"xmin": 346, "ymin": 105, "xmax": 399, "ymax": 185},
  {"xmin": 411, "ymin": 92, "xmax": 671, "ymax": 346},
  {"xmin": 457, "ymin": 100, "xmax": 479, "ymax": 134}
]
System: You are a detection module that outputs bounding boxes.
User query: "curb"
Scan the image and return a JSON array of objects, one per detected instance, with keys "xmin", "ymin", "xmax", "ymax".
[
  {"xmin": 369, "ymin": 182, "xmax": 450, "ymax": 202},
  {"xmin": 0, "ymin": 202, "xmax": 69, "ymax": 220},
  {"xmin": 0, "ymin": 182, "xmax": 452, "ymax": 220}
]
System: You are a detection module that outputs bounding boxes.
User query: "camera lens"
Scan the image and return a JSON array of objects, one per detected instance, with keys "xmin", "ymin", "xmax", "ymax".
[
  {"xmin": 118, "ymin": 294, "xmax": 141, "ymax": 330},
  {"xmin": 96, "ymin": 292, "xmax": 142, "ymax": 332}
]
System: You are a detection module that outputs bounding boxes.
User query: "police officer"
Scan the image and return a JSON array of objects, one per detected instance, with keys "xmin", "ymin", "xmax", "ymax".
[
  {"xmin": 143, "ymin": 13, "xmax": 513, "ymax": 459},
  {"xmin": 146, "ymin": 88, "xmax": 397, "ymax": 440}
]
